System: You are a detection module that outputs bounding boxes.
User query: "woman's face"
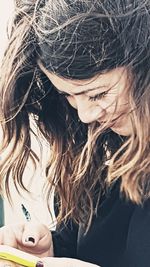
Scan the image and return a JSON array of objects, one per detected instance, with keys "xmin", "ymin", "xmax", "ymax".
[{"xmin": 39, "ymin": 64, "xmax": 132, "ymax": 136}]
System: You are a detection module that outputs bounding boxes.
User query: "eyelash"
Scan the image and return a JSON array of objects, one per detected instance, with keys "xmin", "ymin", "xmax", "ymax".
[
  {"xmin": 88, "ymin": 92, "xmax": 107, "ymax": 101},
  {"xmin": 59, "ymin": 92, "xmax": 107, "ymax": 101}
]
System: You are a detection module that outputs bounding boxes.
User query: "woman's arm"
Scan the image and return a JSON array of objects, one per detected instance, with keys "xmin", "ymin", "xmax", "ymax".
[{"xmin": 42, "ymin": 257, "xmax": 100, "ymax": 267}]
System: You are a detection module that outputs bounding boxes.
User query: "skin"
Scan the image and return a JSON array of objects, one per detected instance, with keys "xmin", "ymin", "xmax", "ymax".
[
  {"xmin": 39, "ymin": 64, "xmax": 133, "ymax": 136},
  {"xmin": 0, "ymin": 223, "xmax": 53, "ymax": 257},
  {"xmin": 0, "ymin": 223, "xmax": 99, "ymax": 267}
]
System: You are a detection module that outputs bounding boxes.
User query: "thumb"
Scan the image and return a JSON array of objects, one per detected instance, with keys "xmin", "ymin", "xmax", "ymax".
[{"xmin": 21, "ymin": 222, "xmax": 46, "ymax": 247}]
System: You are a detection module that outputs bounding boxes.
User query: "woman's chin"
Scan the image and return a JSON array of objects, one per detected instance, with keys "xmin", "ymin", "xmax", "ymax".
[{"xmin": 110, "ymin": 126, "xmax": 131, "ymax": 136}]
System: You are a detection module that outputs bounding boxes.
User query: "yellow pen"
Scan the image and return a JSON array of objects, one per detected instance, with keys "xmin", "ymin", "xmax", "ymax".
[{"xmin": 0, "ymin": 245, "xmax": 43, "ymax": 267}]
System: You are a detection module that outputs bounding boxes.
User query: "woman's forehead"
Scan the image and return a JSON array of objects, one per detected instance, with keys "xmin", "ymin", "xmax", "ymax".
[{"xmin": 38, "ymin": 62, "xmax": 127, "ymax": 93}]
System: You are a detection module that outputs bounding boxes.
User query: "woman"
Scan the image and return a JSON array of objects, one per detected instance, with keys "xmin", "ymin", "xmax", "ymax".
[{"xmin": 0, "ymin": 0, "xmax": 150, "ymax": 266}]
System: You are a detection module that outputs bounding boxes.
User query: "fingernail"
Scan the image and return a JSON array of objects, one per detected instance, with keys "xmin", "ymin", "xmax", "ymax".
[
  {"xmin": 25, "ymin": 237, "xmax": 35, "ymax": 243},
  {"xmin": 36, "ymin": 261, "xmax": 44, "ymax": 267}
]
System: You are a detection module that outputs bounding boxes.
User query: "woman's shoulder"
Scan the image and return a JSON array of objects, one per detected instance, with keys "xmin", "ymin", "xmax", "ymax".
[
  {"xmin": 120, "ymin": 198, "xmax": 150, "ymax": 266},
  {"xmin": 126, "ymin": 198, "xmax": 150, "ymax": 241}
]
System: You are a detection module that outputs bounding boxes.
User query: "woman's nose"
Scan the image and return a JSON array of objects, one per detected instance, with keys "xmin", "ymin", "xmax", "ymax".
[{"xmin": 75, "ymin": 98, "xmax": 105, "ymax": 123}]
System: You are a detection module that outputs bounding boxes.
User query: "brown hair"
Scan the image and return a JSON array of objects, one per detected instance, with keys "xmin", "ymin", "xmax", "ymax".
[{"xmin": 0, "ymin": 0, "xmax": 150, "ymax": 230}]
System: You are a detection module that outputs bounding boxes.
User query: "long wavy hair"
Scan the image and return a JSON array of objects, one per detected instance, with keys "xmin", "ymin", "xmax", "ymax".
[{"xmin": 0, "ymin": 0, "xmax": 150, "ymax": 230}]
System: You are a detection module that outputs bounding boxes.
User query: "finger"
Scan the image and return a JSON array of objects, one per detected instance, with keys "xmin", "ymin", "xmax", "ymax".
[
  {"xmin": 21, "ymin": 223, "xmax": 49, "ymax": 247},
  {"xmin": 42, "ymin": 258, "xmax": 100, "ymax": 267},
  {"xmin": 12, "ymin": 224, "xmax": 26, "ymax": 246},
  {"xmin": 42, "ymin": 257, "xmax": 64, "ymax": 267},
  {"xmin": 1, "ymin": 226, "xmax": 18, "ymax": 247},
  {"xmin": 42, "ymin": 257, "xmax": 80, "ymax": 267},
  {"xmin": 0, "ymin": 259, "xmax": 18, "ymax": 267},
  {"xmin": 0, "ymin": 224, "xmax": 26, "ymax": 247}
]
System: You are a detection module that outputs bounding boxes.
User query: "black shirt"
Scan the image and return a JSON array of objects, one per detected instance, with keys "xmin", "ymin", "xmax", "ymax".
[{"xmin": 52, "ymin": 183, "xmax": 150, "ymax": 267}]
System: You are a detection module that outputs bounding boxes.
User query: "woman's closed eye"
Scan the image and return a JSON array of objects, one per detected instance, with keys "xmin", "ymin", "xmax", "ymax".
[
  {"xmin": 59, "ymin": 91, "xmax": 108, "ymax": 101},
  {"xmin": 88, "ymin": 91, "xmax": 108, "ymax": 102}
]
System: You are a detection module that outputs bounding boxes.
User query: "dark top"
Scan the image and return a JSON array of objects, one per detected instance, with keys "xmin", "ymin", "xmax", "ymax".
[{"xmin": 52, "ymin": 182, "xmax": 150, "ymax": 267}]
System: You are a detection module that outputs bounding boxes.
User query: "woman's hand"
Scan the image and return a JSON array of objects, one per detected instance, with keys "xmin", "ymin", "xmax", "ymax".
[
  {"xmin": 42, "ymin": 257, "xmax": 100, "ymax": 267},
  {"xmin": 0, "ymin": 223, "xmax": 53, "ymax": 257},
  {"xmin": 0, "ymin": 259, "xmax": 22, "ymax": 267}
]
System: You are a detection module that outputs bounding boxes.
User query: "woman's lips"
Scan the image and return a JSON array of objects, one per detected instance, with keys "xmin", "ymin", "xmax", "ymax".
[
  {"xmin": 99, "ymin": 113, "xmax": 125, "ymax": 125},
  {"xmin": 100, "ymin": 117, "xmax": 118, "ymax": 124}
]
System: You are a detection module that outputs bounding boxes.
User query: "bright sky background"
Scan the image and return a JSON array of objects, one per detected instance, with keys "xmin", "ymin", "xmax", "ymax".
[{"xmin": 0, "ymin": 0, "xmax": 14, "ymax": 63}]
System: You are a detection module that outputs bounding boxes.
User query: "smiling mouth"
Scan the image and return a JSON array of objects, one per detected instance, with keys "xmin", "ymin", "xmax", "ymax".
[
  {"xmin": 100, "ymin": 118, "xmax": 118, "ymax": 124},
  {"xmin": 99, "ymin": 113, "xmax": 125, "ymax": 125}
]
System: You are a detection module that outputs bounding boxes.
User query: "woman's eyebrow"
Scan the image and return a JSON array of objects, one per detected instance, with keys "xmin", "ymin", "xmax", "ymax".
[{"xmin": 54, "ymin": 85, "xmax": 108, "ymax": 95}]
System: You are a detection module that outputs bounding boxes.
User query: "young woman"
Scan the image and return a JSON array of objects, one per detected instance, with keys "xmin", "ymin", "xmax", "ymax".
[{"xmin": 0, "ymin": 0, "xmax": 150, "ymax": 267}]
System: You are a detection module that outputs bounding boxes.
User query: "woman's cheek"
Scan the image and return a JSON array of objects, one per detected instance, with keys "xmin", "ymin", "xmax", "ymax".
[{"xmin": 99, "ymin": 98, "xmax": 117, "ymax": 113}]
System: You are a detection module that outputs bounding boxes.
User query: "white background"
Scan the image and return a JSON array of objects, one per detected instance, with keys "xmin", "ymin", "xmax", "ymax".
[
  {"xmin": 0, "ymin": 0, "xmax": 55, "ymax": 228},
  {"xmin": 0, "ymin": 0, "xmax": 14, "ymax": 62}
]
